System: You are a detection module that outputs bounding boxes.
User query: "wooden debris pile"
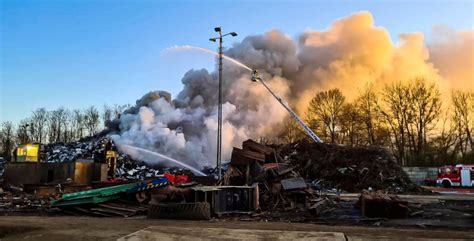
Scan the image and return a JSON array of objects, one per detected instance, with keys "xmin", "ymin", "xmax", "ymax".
[{"xmin": 225, "ymin": 139, "xmax": 339, "ymax": 220}]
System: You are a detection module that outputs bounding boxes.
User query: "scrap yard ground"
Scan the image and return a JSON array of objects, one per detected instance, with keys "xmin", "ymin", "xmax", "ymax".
[
  {"xmin": 1, "ymin": 215, "xmax": 474, "ymax": 241},
  {"xmin": 1, "ymin": 139, "xmax": 474, "ymax": 240},
  {"xmin": 1, "ymin": 192, "xmax": 474, "ymax": 240}
]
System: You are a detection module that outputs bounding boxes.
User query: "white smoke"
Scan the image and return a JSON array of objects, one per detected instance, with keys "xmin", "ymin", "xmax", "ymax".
[
  {"xmin": 111, "ymin": 68, "xmax": 290, "ymax": 169},
  {"xmin": 112, "ymin": 11, "xmax": 472, "ymax": 170}
]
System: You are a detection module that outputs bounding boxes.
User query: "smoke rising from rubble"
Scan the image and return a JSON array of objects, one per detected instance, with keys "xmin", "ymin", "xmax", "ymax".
[{"xmin": 111, "ymin": 11, "xmax": 473, "ymax": 169}]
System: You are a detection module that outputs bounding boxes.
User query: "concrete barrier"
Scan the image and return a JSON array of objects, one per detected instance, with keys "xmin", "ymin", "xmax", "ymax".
[{"xmin": 403, "ymin": 167, "xmax": 438, "ymax": 184}]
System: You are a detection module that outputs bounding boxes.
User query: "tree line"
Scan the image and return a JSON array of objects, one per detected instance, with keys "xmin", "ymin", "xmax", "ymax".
[
  {"xmin": 1, "ymin": 78, "xmax": 473, "ymax": 167},
  {"xmin": 0, "ymin": 104, "xmax": 129, "ymax": 161},
  {"xmin": 276, "ymin": 78, "xmax": 474, "ymax": 166}
]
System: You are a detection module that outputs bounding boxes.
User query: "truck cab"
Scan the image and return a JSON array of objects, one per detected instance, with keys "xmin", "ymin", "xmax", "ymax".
[{"xmin": 437, "ymin": 164, "xmax": 474, "ymax": 188}]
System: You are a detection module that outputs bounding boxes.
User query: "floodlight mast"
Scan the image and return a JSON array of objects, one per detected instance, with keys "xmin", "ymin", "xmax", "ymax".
[
  {"xmin": 251, "ymin": 70, "xmax": 323, "ymax": 143},
  {"xmin": 209, "ymin": 27, "xmax": 238, "ymax": 183}
]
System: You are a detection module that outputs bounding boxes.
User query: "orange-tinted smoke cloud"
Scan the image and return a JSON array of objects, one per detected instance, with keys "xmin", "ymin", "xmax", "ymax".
[
  {"xmin": 428, "ymin": 26, "xmax": 474, "ymax": 90},
  {"xmin": 282, "ymin": 11, "xmax": 472, "ymax": 113}
]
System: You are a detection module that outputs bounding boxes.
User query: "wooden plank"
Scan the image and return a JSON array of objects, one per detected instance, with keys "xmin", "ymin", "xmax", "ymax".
[
  {"xmin": 98, "ymin": 203, "xmax": 141, "ymax": 213},
  {"xmin": 90, "ymin": 207, "xmax": 130, "ymax": 217},
  {"xmin": 242, "ymin": 139, "xmax": 274, "ymax": 155},
  {"xmin": 231, "ymin": 148, "xmax": 265, "ymax": 166}
]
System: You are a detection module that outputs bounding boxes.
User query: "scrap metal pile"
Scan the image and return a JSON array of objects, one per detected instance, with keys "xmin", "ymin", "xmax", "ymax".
[
  {"xmin": 273, "ymin": 140, "xmax": 421, "ymax": 193},
  {"xmin": 225, "ymin": 139, "xmax": 340, "ymax": 221},
  {"xmin": 229, "ymin": 139, "xmax": 419, "ymax": 193},
  {"xmin": 223, "ymin": 139, "xmax": 421, "ymax": 221},
  {"xmin": 3, "ymin": 136, "xmax": 474, "ymax": 229},
  {"xmin": 0, "ymin": 188, "xmax": 49, "ymax": 215},
  {"xmin": 44, "ymin": 138, "xmax": 163, "ymax": 179}
]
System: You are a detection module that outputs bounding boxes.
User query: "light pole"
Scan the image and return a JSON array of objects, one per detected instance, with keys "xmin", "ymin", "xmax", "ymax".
[
  {"xmin": 210, "ymin": 27, "xmax": 237, "ymax": 182},
  {"xmin": 21, "ymin": 123, "xmax": 30, "ymax": 144}
]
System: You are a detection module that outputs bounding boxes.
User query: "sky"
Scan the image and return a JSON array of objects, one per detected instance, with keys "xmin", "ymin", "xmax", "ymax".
[{"xmin": 1, "ymin": 0, "xmax": 473, "ymax": 124}]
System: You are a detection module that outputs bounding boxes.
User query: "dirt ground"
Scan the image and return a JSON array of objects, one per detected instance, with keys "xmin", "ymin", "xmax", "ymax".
[{"xmin": 0, "ymin": 216, "xmax": 473, "ymax": 241}]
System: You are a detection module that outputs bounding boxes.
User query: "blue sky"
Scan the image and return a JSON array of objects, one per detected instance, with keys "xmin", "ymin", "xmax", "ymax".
[{"xmin": 1, "ymin": 0, "xmax": 473, "ymax": 124}]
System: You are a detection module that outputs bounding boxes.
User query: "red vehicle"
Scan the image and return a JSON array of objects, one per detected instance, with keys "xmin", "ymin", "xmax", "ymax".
[{"xmin": 437, "ymin": 164, "xmax": 474, "ymax": 188}]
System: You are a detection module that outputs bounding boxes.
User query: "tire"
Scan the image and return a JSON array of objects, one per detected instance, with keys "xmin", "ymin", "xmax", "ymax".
[
  {"xmin": 442, "ymin": 180, "xmax": 451, "ymax": 188},
  {"xmin": 135, "ymin": 191, "xmax": 150, "ymax": 203},
  {"xmin": 148, "ymin": 202, "xmax": 211, "ymax": 220}
]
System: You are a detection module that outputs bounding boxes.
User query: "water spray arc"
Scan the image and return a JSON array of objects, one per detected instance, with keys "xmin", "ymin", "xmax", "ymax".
[
  {"xmin": 209, "ymin": 27, "xmax": 238, "ymax": 182},
  {"xmin": 166, "ymin": 44, "xmax": 322, "ymax": 144},
  {"xmin": 118, "ymin": 143, "xmax": 207, "ymax": 176},
  {"xmin": 166, "ymin": 45, "xmax": 252, "ymax": 71}
]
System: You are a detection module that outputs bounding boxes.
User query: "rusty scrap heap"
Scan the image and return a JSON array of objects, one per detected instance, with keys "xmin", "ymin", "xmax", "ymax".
[
  {"xmin": 229, "ymin": 139, "xmax": 418, "ymax": 193},
  {"xmin": 225, "ymin": 139, "xmax": 420, "ymax": 220},
  {"xmin": 44, "ymin": 138, "xmax": 163, "ymax": 179},
  {"xmin": 273, "ymin": 140, "xmax": 420, "ymax": 193},
  {"xmin": 223, "ymin": 140, "xmax": 420, "ymax": 221},
  {"xmin": 226, "ymin": 139, "xmax": 341, "ymax": 220}
]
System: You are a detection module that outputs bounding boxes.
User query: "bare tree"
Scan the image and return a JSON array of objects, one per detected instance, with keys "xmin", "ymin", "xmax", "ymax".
[
  {"xmin": 430, "ymin": 107, "xmax": 458, "ymax": 165},
  {"xmin": 102, "ymin": 104, "xmax": 113, "ymax": 127},
  {"xmin": 3, "ymin": 103, "xmax": 126, "ymax": 145},
  {"xmin": 340, "ymin": 103, "xmax": 364, "ymax": 146},
  {"xmin": 452, "ymin": 90, "xmax": 474, "ymax": 157},
  {"xmin": 356, "ymin": 86, "xmax": 377, "ymax": 145},
  {"xmin": 16, "ymin": 120, "xmax": 31, "ymax": 144},
  {"xmin": 379, "ymin": 81, "xmax": 411, "ymax": 165},
  {"xmin": 46, "ymin": 108, "xmax": 68, "ymax": 143},
  {"xmin": 65, "ymin": 110, "xmax": 76, "ymax": 142},
  {"xmin": 277, "ymin": 116, "xmax": 305, "ymax": 144},
  {"xmin": 31, "ymin": 108, "xmax": 48, "ymax": 143},
  {"xmin": 84, "ymin": 106, "xmax": 100, "ymax": 136},
  {"xmin": 306, "ymin": 88, "xmax": 345, "ymax": 143},
  {"xmin": 112, "ymin": 104, "xmax": 130, "ymax": 119},
  {"xmin": 55, "ymin": 107, "xmax": 67, "ymax": 142},
  {"xmin": 47, "ymin": 110, "xmax": 58, "ymax": 143},
  {"xmin": 355, "ymin": 85, "xmax": 391, "ymax": 146},
  {"xmin": 61, "ymin": 109, "xmax": 72, "ymax": 142},
  {"xmin": 71, "ymin": 109, "xmax": 85, "ymax": 140},
  {"xmin": 379, "ymin": 78, "xmax": 441, "ymax": 165},
  {"xmin": 0, "ymin": 121, "xmax": 16, "ymax": 161},
  {"xmin": 409, "ymin": 79, "xmax": 441, "ymax": 163}
]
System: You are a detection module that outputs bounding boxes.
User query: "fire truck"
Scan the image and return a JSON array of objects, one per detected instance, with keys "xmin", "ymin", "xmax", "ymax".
[{"xmin": 436, "ymin": 164, "xmax": 474, "ymax": 188}]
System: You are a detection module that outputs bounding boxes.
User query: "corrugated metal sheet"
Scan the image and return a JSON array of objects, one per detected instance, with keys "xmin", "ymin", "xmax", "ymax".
[{"xmin": 280, "ymin": 177, "xmax": 307, "ymax": 190}]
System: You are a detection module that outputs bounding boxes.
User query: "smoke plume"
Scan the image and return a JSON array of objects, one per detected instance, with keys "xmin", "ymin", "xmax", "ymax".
[{"xmin": 111, "ymin": 11, "xmax": 473, "ymax": 169}]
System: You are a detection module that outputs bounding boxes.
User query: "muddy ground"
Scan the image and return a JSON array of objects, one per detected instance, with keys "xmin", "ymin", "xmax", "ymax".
[{"xmin": 0, "ymin": 216, "xmax": 473, "ymax": 241}]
